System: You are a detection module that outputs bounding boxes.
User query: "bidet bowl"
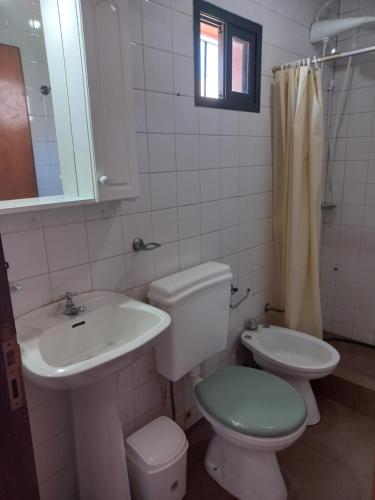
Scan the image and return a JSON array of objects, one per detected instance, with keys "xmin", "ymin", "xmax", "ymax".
[
  {"xmin": 241, "ymin": 324, "xmax": 340, "ymax": 425},
  {"xmin": 241, "ymin": 324, "xmax": 340, "ymax": 380}
]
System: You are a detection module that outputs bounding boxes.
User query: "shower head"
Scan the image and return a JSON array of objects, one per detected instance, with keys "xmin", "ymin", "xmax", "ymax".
[{"xmin": 310, "ymin": 16, "xmax": 375, "ymax": 43}]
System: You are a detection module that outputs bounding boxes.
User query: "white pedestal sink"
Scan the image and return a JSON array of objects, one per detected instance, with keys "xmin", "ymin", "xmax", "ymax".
[{"xmin": 16, "ymin": 291, "xmax": 171, "ymax": 500}]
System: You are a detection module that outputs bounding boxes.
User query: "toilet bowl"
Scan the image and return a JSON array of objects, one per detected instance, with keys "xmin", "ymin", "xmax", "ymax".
[
  {"xmin": 241, "ymin": 324, "xmax": 340, "ymax": 425},
  {"xmin": 195, "ymin": 365, "xmax": 307, "ymax": 500}
]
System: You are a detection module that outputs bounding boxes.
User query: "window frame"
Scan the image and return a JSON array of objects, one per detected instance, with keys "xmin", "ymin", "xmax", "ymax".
[{"xmin": 193, "ymin": 0, "xmax": 262, "ymax": 113}]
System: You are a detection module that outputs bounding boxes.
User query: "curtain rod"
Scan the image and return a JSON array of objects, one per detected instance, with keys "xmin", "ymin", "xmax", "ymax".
[{"xmin": 272, "ymin": 44, "xmax": 375, "ymax": 73}]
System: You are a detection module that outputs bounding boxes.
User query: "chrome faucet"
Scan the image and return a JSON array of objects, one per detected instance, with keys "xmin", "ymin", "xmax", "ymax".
[
  {"xmin": 245, "ymin": 318, "xmax": 258, "ymax": 331},
  {"xmin": 61, "ymin": 292, "xmax": 86, "ymax": 316}
]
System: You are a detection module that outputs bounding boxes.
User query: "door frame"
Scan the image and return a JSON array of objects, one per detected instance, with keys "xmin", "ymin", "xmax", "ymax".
[{"xmin": 0, "ymin": 233, "xmax": 40, "ymax": 500}]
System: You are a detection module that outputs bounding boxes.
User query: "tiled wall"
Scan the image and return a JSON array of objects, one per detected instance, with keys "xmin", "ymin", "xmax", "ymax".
[
  {"xmin": 321, "ymin": 1, "xmax": 375, "ymax": 345},
  {"xmin": 1, "ymin": 0, "xmax": 326, "ymax": 498},
  {"xmin": 0, "ymin": 0, "xmax": 62, "ymax": 196}
]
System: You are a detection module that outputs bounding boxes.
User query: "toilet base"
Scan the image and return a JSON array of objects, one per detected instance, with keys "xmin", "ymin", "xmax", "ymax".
[
  {"xmin": 204, "ymin": 433, "xmax": 287, "ymax": 500},
  {"xmin": 286, "ymin": 379, "xmax": 320, "ymax": 425}
]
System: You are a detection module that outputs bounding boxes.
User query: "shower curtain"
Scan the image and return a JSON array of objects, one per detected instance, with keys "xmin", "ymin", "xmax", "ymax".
[{"xmin": 273, "ymin": 65, "xmax": 324, "ymax": 338}]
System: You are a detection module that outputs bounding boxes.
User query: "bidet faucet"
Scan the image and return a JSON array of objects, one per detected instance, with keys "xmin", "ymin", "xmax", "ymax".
[
  {"xmin": 245, "ymin": 318, "xmax": 258, "ymax": 331},
  {"xmin": 61, "ymin": 292, "xmax": 86, "ymax": 316}
]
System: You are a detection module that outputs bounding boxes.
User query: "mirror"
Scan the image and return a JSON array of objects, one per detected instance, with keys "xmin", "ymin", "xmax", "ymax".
[
  {"xmin": 0, "ymin": 0, "xmax": 62, "ymax": 201},
  {"xmin": 0, "ymin": 0, "xmax": 140, "ymax": 213},
  {"xmin": 0, "ymin": 0, "xmax": 97, "ymax": 212}
]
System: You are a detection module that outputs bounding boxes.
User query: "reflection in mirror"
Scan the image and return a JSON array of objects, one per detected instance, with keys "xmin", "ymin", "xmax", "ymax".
[
  {"xmin": 0, "ymin": 0, "xmax": 62, "ymax": 201},
  {"xmin": 199, "ymin": 14, "xmax": 223, "ymax": 99},
  {"xmin": 232, "ymin": 36, "xmax": 249, "ymax": 94}
]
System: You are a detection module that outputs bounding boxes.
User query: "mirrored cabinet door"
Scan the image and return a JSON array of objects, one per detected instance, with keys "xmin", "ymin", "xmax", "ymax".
[{"xmin": 0, "ymin": 0, "xmax": 138, "ymax": 214}]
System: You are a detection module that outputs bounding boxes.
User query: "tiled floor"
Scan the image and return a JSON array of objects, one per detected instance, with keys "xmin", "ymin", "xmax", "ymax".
[
  {"xmin": 329, "ymin": 340, "xmax": 375, "ymax": 391},
  {"xmin": 185, "ymin": 396, "xmax": 374, "ymax": 500},
  {"xmin": 315, "ymin": 340, "xmax": 375, "ymax": 420}
]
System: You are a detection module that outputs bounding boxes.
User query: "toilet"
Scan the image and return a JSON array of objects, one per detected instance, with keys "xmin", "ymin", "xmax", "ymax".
[
  {"xmin": 241, "ymin": 324, "xmax": 340, "ymax": 426},
  {"xmin": 148, "ymin": 262, "xmax": 307, "ymax": 500}
]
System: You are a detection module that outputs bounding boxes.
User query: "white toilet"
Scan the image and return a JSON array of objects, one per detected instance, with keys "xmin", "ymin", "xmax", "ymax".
[
  {"xmin": 148, "ymin": 262, "xmax": 307, "ymax": 500},
  {"xmin": 241, "ymin": 324, "xmax": 340, "ymax": 425}
]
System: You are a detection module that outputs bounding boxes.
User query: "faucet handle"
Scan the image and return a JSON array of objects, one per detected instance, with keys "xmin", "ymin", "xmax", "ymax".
[{"xmin": 61, "ymin": 291, "xmax": 74, "ymax": 300}]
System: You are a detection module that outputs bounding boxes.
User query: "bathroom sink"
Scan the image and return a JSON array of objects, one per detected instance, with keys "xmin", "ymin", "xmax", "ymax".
[
  {"xmin": 17, "ymin": 291, "xmax": 171, "ymax": 500},
  {"xmin": 16, "ymin": 291, "xmax": 171, "ymax": 390}
]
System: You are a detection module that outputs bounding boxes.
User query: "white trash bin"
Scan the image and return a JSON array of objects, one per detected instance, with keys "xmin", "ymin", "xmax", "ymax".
[{"xmin": 126, "ymin": 416, "xmax": 189, "ymax": 500}]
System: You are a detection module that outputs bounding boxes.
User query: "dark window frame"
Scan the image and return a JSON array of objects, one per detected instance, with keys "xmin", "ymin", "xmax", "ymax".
[{"xmin": 193, "ymin": 0, "xmax": 262, "ymax": 113}]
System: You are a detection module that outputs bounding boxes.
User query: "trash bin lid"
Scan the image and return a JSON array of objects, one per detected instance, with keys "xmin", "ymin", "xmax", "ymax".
[{"xmin": 126, "ymin": 416, "xmax": 188, "ymax": 472}]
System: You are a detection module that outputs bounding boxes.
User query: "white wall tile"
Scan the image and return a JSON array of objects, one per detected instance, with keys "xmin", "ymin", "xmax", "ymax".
[
  {"xmin": 152, "ymin": 208, "xmax": 179, "ymax": 243},
  {"xmin": 125, "ymin": 252, "xmax": 155, "ymax": 288},
  {"xmin": 87, "ymin": 217, "xmax": 123, "ymax": 261},
  {"xmin": 45, "ymin": 223, "xmax": 89, "ymax": 271},
  {"xmin": 179, "ymin": 236, "xmax": 201, "ymax": 269},
  {"xmin": 172, "ymin": 11, "xmax": 193, "ymax": 56},
  {"xmin": 154, "ymin": 241, "xmax": 179, "ymax": 278},
  {"xmin": 42, "ymin": 206, "xmax": 85, "ymax": 227},
  {"xmin": 221, "ymin": 167, "xmax": 239, "ymax": 198},
  {"xmin": 176, "ymin": 135, "xmax": 199, "ymax": 170},
  {"xmin": 122, "ymin": 174, "xmax": 151, "ymax": 214},
  {"xmin": 200, "ymin": 136, "xmax": 220, "ymax": 169},
  {"xmin": 220, "ymin": 198, "xmax": 239, "ymax": 228},
  {"xmin": 148, "ymin": 134, "xmax": 176, "ymax": 172},
  {"xmin": 177, "ymin": 171, "xmax": 200, "ymax": 205},
  {"xmin": 221, "ymin": 136, "xmax": 240, "ymax": 167},
  {"xmin": 133, "ymin": 89, "xmax": 147, "ymax": 132},
  {"xmin": 200, "ymin": 169, "xmax": 220, "ymax": 202},
  {"xmin": 150, "ymin": 172, "xmax": 177, "ymax": 209},
  {"xmin": 11, "ymin": 274, "xmax": 51, "ymax": 318},
  {"xmin": 144, "ymin": 47, "xmax": 173, "ymax": 93},
  {"xmin": 91, "ymin": 255, "xmax": 126, "ymax": 291},
  {"xmin": 174, "ymin": 95, "xmax": 198, "ymax": 134},
  {"xmin": 199, "ymin": 108, "xmax": 220, "ymax": 135},
  {"xmin": 3, "ymin": 229, "xmax": 48, "ymax": 280},
  {"xmin": 141, "ymin": 0, "xmax": 172, "ymax": 51},
  {"xmin": 130, "ymin": 43, "xmax": 145, "ymax": 89},
  {"xmin": 178, "ymin": 204, "xmax": 201, "ymax": 238},
  {"xmin": 146, "ymin": 92, "xmax": 175, "ymax": 133},
  {"xmin": 173, "ymin": 54, "xmax": 194, "ymax": 96},
  {"xmin": 201, "ymin": 231, "xmax": 220, "ymax": 262},
  {"xmin": 49, "ymin": 264, "xmax": 91, "ymax": 300},
  {"xmin": 201, "ymin": 201, "xmax": 221, "ymax": 233},
  {"xmin": 38, "ymin": 464, "xmax": 77, "ymax": 500},
  {"xmin": 34, "ymin": 429, "xmax": 74, "ymax": 484}
]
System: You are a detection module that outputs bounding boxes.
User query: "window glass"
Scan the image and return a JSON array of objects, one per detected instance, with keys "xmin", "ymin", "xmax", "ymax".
[
  {"xmin": 200, "ymin": 20, "xmax": 222, "ymax": 98},
  {"xmin": 232, "ymin": 36, "xmax": 249, "ymax": 94}
]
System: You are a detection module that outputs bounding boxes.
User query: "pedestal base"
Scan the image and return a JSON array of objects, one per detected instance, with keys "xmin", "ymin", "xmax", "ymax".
[
  {"xmin": 71, "ymin": 375, "xmax": 131, "ymax": 500},
  {"xmin": 205, "ymin": 433, "xmax": 287, "ymax": 500},
  {"xmin": 286, "ymin": 379, "xmax": 320, "ymax": 425}
]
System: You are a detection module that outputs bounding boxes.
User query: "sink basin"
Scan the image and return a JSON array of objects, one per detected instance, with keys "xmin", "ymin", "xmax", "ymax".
[
  {"xmin": 16, "ymin": 291, "xmax": 171, "ymax": 389},
  {"xmin": 16, "ymin": 290, "xmax": 171, "ymax": 500}
]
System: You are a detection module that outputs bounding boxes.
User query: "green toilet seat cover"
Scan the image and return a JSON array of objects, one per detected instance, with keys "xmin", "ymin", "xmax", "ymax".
[{"xmin": 196, "ymin": 366, "xmax": 307, "ymax": 438}]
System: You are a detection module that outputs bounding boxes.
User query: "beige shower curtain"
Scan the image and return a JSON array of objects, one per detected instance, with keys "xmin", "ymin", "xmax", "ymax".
[{"xmin": 273, "ymin": 65, "xmax": 324, "ymax": 338}]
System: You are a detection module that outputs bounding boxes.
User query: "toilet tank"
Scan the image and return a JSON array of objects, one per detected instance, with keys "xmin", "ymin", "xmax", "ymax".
[{"xmin": 147, "ymin": 262, "xmax": 233, "ymax": 382}]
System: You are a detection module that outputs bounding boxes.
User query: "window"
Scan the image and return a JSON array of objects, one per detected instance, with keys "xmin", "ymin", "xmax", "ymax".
[{"xmin": 194, "ymin": 0, "xmax": 262, "ymax": 112}]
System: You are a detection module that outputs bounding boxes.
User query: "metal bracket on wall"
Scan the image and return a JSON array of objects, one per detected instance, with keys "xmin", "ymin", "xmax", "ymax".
[{"xmin": 230, "ymin": 285, "xmax": 250, "ymax": 309}]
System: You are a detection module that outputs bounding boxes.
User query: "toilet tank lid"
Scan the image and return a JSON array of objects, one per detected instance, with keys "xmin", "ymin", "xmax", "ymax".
[{"xmin": 147, "ymin": 262, "xmax": 233, "ymax": 307}]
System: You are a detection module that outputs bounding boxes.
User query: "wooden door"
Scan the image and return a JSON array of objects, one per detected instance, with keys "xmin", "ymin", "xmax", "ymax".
[
  {"xmin": 0, "ymin": 44, "xmax": 38, "ymax": 200},
  {"xmin": 0, "ymin": 235, "xmax": 40, "ymax": 500}
]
